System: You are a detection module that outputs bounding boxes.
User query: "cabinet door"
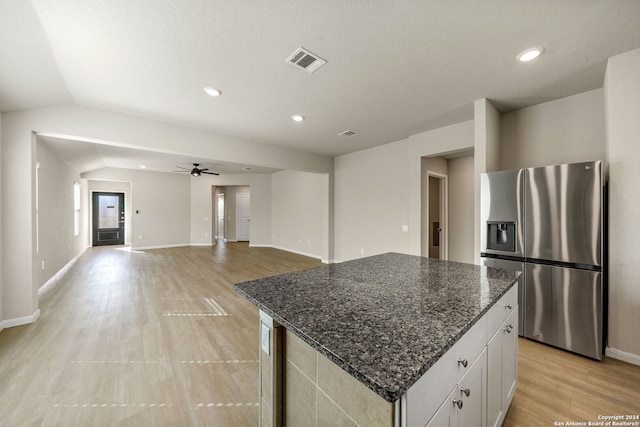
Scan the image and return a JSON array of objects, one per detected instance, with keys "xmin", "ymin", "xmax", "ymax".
[
  {"xmin": 502, "ymin": 308, "xmax": 518, "ymax": 408},
  {"xmin": 456, "ymin": 349, "xmax": 486, "ymax": 427},
  {"xmin": 486, "ymin": 328, "xmax": 503, "ymax": 427},
  {"xmin": 426, "ymin": 386, "xmax": 457, "ymax": 427}
]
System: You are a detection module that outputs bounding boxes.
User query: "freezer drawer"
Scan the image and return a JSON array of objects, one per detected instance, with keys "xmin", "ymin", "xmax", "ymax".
[
  {"xmin": 481, "ymin": 257, "xmax": 524, "ymax": 336},
  {"xmin": 524, "ymin": 263, "xmax": 602, "ymax": 360}
]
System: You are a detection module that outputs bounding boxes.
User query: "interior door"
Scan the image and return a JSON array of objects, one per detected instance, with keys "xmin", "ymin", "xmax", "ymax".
[
  {"xmin": 92, "ymin": 192, "xmax": 125, "ymax": 246},
  {"xmin": 236, "ymin": 193, "xmax": 250, "ymax": 241}
]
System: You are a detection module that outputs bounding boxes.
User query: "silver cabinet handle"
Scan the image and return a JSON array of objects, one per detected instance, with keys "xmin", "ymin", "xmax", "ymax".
[
  {"xmin": 504, "ymin": 304, "xmax": 513, "ymax": 310},
  {"xmin": 457, "ymin": 358, "xmax": 468, "ymax": 368},
  {"xmin": 461, "ymin": 387, "xmax": 471, "ymax": 397},
  {"xmin": 453, "ymin": 399, "xmax": 463, "ymax": 409}
]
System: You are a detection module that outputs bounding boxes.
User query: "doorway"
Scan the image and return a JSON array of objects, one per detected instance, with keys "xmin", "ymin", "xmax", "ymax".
[
  {"xmin": 426, "ymin": 172, "xmax": 448, "ymax": 259},
  {"xmin": 216, "ymin": 193, "xmax": 225, "ymax": 241},
  {"xmin": 92, "ymin": 192, "xmax": 125, "ymax": 246}
]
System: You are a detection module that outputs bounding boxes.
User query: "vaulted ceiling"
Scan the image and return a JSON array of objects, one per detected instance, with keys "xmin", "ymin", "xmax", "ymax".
[{"xmin": 2, "ymin": 1, "xmax": 640, "ymax": 172}]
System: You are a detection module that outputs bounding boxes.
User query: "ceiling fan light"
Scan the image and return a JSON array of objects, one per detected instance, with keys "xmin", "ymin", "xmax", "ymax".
[{"xmin": 191, "ymin": 170, "xmax": 201, "ymax": 177}]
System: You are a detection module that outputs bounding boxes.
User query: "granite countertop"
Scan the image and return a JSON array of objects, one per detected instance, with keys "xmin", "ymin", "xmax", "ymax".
[{"xmin": 233, "ymin": 252, "xmax": 519, "ymax": 402}]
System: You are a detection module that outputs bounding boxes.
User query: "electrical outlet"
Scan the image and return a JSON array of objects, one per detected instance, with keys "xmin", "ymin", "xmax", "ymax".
[
  {"xmin": 360, "ymin": 248, "xmax": 365, "ymax": 255},
  {"xmin": 402, "ymin": 225, "xmax": 409, "ymax": 232},
  {"xmin": 41, "ymin": 261, "xmax": 45, "ymax": 270},
  {"xmin": 138, "ymin": 235, "xmax": 143, "ymax": 240}
]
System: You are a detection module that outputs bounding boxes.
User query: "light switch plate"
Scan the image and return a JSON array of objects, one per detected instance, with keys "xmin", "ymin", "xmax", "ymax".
[{"xmin": 261, "ymin": 323, "xmax": 270, "ymax": 356}]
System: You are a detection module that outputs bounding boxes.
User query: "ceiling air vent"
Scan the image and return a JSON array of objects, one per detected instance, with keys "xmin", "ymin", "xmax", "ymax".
[
  {"xmin": 286, "ymin": 47, "xmax": 327, "ymax": 73},
  {"xmin": 338, "ymin": 130, "xmax": 358, "ymax": 137}
]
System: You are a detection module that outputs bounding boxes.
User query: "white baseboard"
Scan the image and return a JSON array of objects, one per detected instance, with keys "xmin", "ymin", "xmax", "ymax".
[
  {"xmin": 1, "ymin": 309, "xmax": 41, "ymax": 330},
  {"xmin": 606, "ymin": 346, "xmax": 640, "ymax": 366},
  {"xmin": 131, "ymin": 243, "xmax": 192, "ymax": 251},
  {"xmin": 249, "ymin": 244, "xmax": 325, "ymax": 263},
  {"xmin": 190, "ymin": 243, "xmax": 214, "ymax": 247},
  {"xmin": 39, "ymin": 251, "xmax": 86, "ymax": 296}
]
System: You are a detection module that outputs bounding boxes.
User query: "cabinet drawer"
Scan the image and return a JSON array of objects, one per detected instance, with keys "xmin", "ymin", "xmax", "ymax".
[
  {"xmin": 406, "ymin": 316, "xmax": 486, "ymax": 427},
  {"xmin": 486, "ymin": 285, "xmax": 517, "ymax": 339}
]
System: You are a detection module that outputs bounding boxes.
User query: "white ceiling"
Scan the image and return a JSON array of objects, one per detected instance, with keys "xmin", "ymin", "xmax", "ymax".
[{"xmin": 2, "ymin": 0, "xmax": 640, "ymax": 173}]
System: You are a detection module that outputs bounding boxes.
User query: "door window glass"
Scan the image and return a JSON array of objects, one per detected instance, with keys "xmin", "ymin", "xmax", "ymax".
[{"xmin": 98, "ymin": 195, "xmax": 120, "ymax": 229}]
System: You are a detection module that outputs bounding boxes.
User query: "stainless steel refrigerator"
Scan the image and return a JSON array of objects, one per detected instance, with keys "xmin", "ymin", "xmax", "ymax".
[{"xmin": 480, "ymin": 161, "xmax": 604, "ymax": 360}]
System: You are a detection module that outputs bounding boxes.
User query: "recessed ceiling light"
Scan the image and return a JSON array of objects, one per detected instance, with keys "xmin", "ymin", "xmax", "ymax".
[
  {"xmin": 204, "ymin": 86, "xmax": 222, "ymax": 97},
  {"xmin": 139, "ymin": 165, "xmax": 146, "ymax": 169},
  {"xmin": 517, "ymin": 47, "xmax": 544, "ymax": 62},
  {"xmin": 292, "ymin": 114, "xmax": 305, "ymax": 122}
]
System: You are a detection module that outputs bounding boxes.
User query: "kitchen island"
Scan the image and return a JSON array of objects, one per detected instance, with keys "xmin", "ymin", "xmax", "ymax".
[{"xmin": 234, "ymin": 253, "xmax": 520, "ymax": 427}]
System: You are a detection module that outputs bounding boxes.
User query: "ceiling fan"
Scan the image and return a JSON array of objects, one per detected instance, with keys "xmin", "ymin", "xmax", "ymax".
[{"xmin": 174, "ymin": 163, "xmax": 219, "ymax": 177}]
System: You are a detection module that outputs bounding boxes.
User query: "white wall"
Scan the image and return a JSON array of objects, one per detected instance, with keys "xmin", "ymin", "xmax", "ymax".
[
  {"xmin": 0, "ymin": 113, "xmax": 3, "ymax": 328},
  {"xmin": 500, "ymin": 89, "xmax": 606, "ymax": 170},
  {"xmin": 83, "ymin": 168, "xmax": 190, "ymax": 249},
  {"xmin": 190, "ymin": 175, "xmax": 215, "ymax": 246},
  {"xmin": 1, "ymin": 114, "xmax": 36, "ymax": 323},
  {"xmin": 447, "ymin": 156, "xmax": 475, "ymax": 264},
  {"xmin": 35, "ymin": 141, "xmax": 88, "ymax": 290},
  {"xmin": 334, "ymin": 121, "xmax": 475, "ymax": 262},
  {"xmin": 604, "ymin": 48, "xmax": 640, "ymax": 362},
  {"xmin": 334, "ymin": 139, "xmax": 410, "ymax": 261},
  {"xmin": 474, "ymin": 99, "xmax": 501, "ymax": 264},
  {"xmin": 271, "ymin": 170, "xmax": 325, "ymax": 260}
]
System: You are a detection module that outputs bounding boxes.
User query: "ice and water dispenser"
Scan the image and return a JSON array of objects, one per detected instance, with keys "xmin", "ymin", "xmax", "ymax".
[{"xmin": 486, "ymin": 221, "xmax": 516, "ymax": 253}]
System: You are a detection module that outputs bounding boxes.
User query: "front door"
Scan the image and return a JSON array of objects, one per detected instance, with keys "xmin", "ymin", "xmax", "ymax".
[{"xmin": 92, "ymin": 192, "xmax": 125, "ymax": 246}]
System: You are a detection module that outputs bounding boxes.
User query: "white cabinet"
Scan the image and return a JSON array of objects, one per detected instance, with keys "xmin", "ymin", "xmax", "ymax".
[
  {"xmin": 487, "ymin": 307, "xmax": 518, "ymax": 427},
  {"xmin": 426, "ymin": 386, "xmax": 456, "ymax": 427},
  {"xmin": 425, "ymin": 349, "xmax": 487, "ymax": 427},
  {"xmin": 404, "ymin": 285, "xmax": 518, "ymax": 427},
  {"xmin": 456, "ymin": 349, "xmax": 486, "ymax": 427},
  {"xmin": 406, "ymin": 317, "xmax": 487, "ymax": 427}
]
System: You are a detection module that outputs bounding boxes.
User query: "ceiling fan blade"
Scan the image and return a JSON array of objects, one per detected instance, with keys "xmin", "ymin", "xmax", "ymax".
[
  {"xmin": 199, "ymin": 168, "xmax": 209, "ymax": 171},
  {"xmin": 175, "ymin": 166, "xmax": 190, "ymax": 170},
  {"xmin": 202, "ymin": 171, "xmax": 220, "ymax": 175},
  {"xmin": 173, "ymin": 170, "xmax": 189, "ymax": 173}
]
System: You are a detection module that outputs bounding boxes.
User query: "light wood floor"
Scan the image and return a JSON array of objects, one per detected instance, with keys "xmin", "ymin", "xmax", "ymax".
[
  {"xmin": 505, "ymin": 338, "xmax": 640, "ymax": 426},
  {"xmin": 0, "ymin": 244, "xmax": 638, "ymax": 426},
  {"xmin": 0, "ymin": 243, "xmax": 321, "ymax": 426}
]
